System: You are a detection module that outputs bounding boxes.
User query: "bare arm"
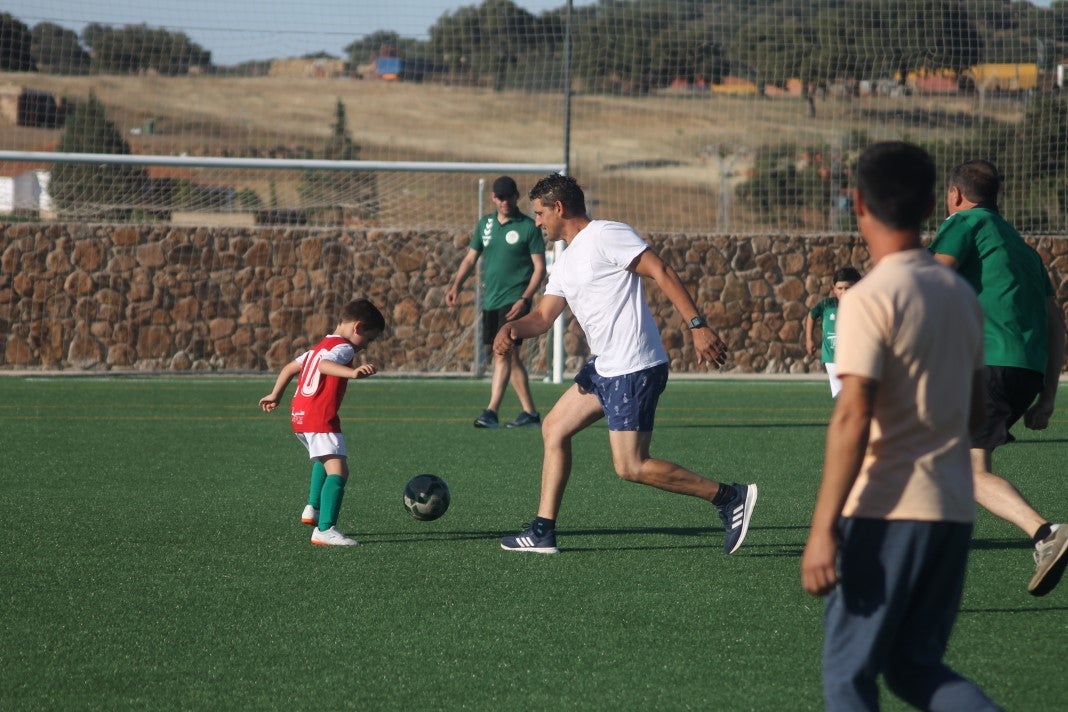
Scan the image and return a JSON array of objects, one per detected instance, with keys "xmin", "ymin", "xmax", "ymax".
[
  {"xmin": 1025, "ymin": 295, "xmax": 1065, "ymax": 429},
  {"xmin": 259, "ymin": 360, "xmax": 302, "ymax": 412},
  {"xmin": 629, "ymin": 248, "xmax": 727, "ymax": 366},
  {"xmin": 801, "ymin": 374, "xmax": 875, "ymax": 597},
  {"xmin": 804, "ymin": 313, "xmax": 817, "ymax": 355},
  {"xmin": 932, "ymin": 252, "xmax": 958, "ymax": 269},
  {"xmin": 319, "ymin": 359, "xmax": 378, "ymax": 381},
  {"xmin": 505, "ymin": 252, "xmax": 547, "ymax": 321},
  {"xmin": 445, "ymin": 248, "xmax": 480, "ymax": 307},
  {"xmin": 493, "ymin": 293, "xmax": 567, "ymax": 356}
]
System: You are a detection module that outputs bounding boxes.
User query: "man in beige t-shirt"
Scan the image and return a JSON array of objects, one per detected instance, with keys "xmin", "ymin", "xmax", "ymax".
[{"xmin": 801, "ymin": 142, "xmax": 1001, "ymax": 711}]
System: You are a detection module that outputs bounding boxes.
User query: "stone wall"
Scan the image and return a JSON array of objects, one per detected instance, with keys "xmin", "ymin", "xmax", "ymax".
[{"xmin": 1, "ymin": 223, "xmax": 1066, "ymax": 375}]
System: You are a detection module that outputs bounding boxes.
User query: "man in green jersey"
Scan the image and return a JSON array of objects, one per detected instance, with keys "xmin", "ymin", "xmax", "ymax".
[
  {"xmin": 446, "ymin": 176, "xmax": 546, "ymax": 428},
  {"xmin": 929, "ymin": 159, "xmax": 1067, "ymax": 596}
]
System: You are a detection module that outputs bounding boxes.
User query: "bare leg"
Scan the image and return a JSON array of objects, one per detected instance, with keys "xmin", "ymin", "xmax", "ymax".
[
  {"xmin": 508, "ymin": 346, "xmax": 537, "ymax": 415},
  {"xmin": 607, "ymin": 430, "xmax": 721, "ymax": 499},
  {"xmin": 486, "ymin": 348, "xmax": 510, "ymax": 414},
  {"xmin": 972, "ymin": 448, "xmax": 1046, "ymax": 538},
  {"xmin": 536, "ymin": 384, "xmax": 605, "ymax": 519}
]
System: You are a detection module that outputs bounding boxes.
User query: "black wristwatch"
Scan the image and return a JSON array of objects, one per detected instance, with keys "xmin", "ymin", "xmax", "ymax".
[{"xmin": 687, "ymin": 315, "xmax": 707, "ymax": 329}]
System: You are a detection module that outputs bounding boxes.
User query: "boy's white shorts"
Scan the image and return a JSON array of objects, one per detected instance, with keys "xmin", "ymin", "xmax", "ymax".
[
  {"xmin": 825, "ymin": 362, "xmax": 843, "ymax": 399},
  {"xmin": 295, "ymin": 432, "xmax": 347, "ymax": 459}
]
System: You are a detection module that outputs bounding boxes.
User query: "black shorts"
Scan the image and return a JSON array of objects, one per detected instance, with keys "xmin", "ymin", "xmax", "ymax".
[
  {"xmin": 972, "ymin": 366, "xmax": 1044, "ymax": 451},
  {"xmin": 482, "ymin": 303, "xmax": 528, "ymax": 346}
]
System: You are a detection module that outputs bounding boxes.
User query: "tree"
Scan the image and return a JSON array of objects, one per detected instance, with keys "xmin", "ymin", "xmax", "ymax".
[
  {"xmin": 50, "ymin": 92, "xmax": 147, "ymax": 221},
  {"xmin": 0, "ymin": 13, "xmax": 36, "ymax": 71},
  {"xmin": 83, "ymin": 24, "xmax": 211, "ymax": 75},
  {"xmin": 297, "ymin": 99, "xmax": 379, "ymax": 224},
  {"xmin": 31, "ymin": 22, "xmax": 90, "ymax": 74},
  {"xmin": 854, "ymin": 1, "xmax": 982, "ymax": 87},
  {"xmin": 732, "ymin": 15, "xmax": 813, "ymax": 97},
  {"xmin": 428, "ymin": 0, "xmax": 540, "ymax": 90}
]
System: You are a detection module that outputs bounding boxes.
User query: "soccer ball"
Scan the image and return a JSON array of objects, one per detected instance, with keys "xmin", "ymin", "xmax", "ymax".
[{"xmin": 402, "ymin": 474, "xmax": 451, "ymax": 521}]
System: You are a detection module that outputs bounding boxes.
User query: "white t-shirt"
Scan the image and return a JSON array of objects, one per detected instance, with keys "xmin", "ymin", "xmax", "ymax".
[{"xmin": 545, "ymin": 220, "xmax": 668, "ymax": 377}]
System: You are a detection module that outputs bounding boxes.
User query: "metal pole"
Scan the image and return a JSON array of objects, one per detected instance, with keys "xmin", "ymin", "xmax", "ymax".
[
  {"xmin": 475, "ymin": 178, "xmax": 485, "ymax": 377},
  {"xmin": 551, "ymin": 0, "xmax": 574, "ymax": 385}
]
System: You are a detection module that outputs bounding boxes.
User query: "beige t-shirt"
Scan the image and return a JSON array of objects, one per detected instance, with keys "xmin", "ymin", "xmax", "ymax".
[{"xmin": 836, "ymin": 249, "xmax": 984, "ymax": 523}]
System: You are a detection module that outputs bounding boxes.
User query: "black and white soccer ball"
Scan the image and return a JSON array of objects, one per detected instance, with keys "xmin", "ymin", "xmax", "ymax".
[{"xmin": 402, "ymin": 474, "xmax": 451, "ymax": 521}]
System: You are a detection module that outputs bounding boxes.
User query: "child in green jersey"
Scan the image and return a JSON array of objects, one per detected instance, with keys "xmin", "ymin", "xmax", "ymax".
[{"xmin": 805, "ymin": 266, "xmax": 862, "ymax": 397}]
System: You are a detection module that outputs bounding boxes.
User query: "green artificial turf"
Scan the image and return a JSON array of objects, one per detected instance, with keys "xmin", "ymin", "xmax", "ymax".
[{"xmin": 1, "ymin": 376, "xmax": 1065, "ymax": 711}]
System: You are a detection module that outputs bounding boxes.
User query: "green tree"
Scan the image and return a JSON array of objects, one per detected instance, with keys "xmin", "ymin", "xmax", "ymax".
[
  {"xmin": 297, "ymin": 99, "xmax": 379, "ymax": 224},
  {"xmin": 732, "ymin": 15, "xmax": 813, "ymax": 97},
  {"xmin": 50, "ymin": 92, "xmax": 147, "ymax": 221},
  {"xmin": 854, "ymin": 1, "xmax": 982, "ymax": 86},
  {"xmin": 1002, "ymin": 95, "xmax": 1068, "ymax": 230},
  {"xmin": 428, "ymin": 0, "xmax": 540, "ymax": 90},
  {"xmin": 0, "ymin": 13, "xmax": 36, "ymax": 71},
  {"xmin": 30, "ymin": 22, "xmax": 90, "ymax": 74},
  {"xmin": 83, "ymin": 24, "xmax": 211, "ymax": 75}
]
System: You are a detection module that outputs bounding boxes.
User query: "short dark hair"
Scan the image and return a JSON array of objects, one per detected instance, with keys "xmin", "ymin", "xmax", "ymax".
[
  {"xmin": 529, "ymin": 174, "xmax": 586, "ymax": 216},
  {"xmin": 856, "ymin": 141, "xmax": 936, "ymax": 231},
  {"xmin": 833, "ymin": 266, "xmax": 862, "ymax": 284},
  {"xmin": 492, "ymin": 175, "xmax": 519, "ymax": 199},
  {"xmin": 341, "ymin": 298, "xmax": 386, "ymax": 333},
  {"xmin": 949, "ymin": 159, "xmax": 1001, "ymax": 209}
]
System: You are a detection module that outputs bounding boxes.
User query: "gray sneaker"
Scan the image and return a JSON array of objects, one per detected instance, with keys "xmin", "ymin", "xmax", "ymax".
[
  {"xmin": 506, "ymin": 411, "xmax": 541, "ymax": 428},
  {"xmin": 1029, "ymin": 523, "xmax": 1068, "ymax": 596},
  {"xmin": 474, "ymin": 409, "xmax": 499, "ymax": 428}
]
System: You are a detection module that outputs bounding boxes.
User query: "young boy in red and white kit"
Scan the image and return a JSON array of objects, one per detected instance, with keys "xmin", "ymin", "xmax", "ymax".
[{"xmin": 259, "ymin": 298, "xmax": 386, "ymax": 546}]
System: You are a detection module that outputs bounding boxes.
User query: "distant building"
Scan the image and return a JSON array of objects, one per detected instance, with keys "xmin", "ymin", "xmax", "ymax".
[
  {"xmin": 963, "ymin": 63, "xmax": 1039, "ymax": 92},
  {"xmin": 268, "ymin": 58, "xmax": 347, "ymax": 79},
  {"xmin": 0, "ymin": 85, "xmax": 68, "ymax": 128},
  {"xmin": 0, "ymin": 165, "xmax": 54, "ymax": 216}
]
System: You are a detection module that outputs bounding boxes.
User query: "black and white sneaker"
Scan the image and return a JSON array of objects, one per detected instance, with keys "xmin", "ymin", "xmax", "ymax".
[
  {"xmin": 717, "ymin": 483, "xmax": 758, "ymax": 554},
  {"xmin": 501, "ymin": 524, "xmax": 559, "ymax": 554}
]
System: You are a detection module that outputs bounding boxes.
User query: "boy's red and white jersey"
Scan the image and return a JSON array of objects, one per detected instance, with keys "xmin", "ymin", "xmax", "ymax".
[{"xmin": 290, "ymin": 335, "xmax": 355, "ymax": 433}]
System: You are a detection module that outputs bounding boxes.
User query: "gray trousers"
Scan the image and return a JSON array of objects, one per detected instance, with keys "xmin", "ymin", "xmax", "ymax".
[{"xmin": 823, "ymin": 518, "xmax": 1002, "ymax": 711}]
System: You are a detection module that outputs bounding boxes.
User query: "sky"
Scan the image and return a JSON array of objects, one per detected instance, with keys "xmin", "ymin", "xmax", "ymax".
[{"xmin": 3, "ymin": 0, "xmax": 595, "ymax": 66}]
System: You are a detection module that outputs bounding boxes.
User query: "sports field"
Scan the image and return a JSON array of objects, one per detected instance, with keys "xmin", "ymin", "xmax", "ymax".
[{"xmin": 2, "ymin": 376, "xmax": 1066, "ymax": 710}]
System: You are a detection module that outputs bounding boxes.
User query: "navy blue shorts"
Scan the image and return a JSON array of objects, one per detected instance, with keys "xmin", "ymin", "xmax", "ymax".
[{"xmin": 574, "ymin": 359, "xmax": 669, "ymax": 431}]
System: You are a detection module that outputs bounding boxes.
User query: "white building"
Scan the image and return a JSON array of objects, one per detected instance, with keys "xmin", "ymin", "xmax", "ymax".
[{"xmin": 0, "ymin": 169, "xmax": 53, "ymax": 215}]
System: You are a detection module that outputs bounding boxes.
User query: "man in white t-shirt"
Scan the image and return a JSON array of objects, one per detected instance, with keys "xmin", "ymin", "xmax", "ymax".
[{"xmin": 493, "ymin": 174, "xmax": 758, "ymax": 555}]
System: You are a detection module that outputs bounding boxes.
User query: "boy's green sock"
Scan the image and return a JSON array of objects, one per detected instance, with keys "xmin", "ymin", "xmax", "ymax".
[
  {"xmin": 318, "ymin": 475, "xmax": 347, "ymax": 531},
  {"xmin": 307, "ymin": 461, "xmax": 327, "ymax": 508}
]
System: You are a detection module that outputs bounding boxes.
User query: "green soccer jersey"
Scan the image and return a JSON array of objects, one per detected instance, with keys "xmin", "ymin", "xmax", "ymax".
[
  {"xmin": 470, "ymin": 211, "xmax": 545, "ymax": 310},
  {"xmin": 810, "ymin": 297, "xmax": 840, "ymax": 363},
  {"xmin": 928, "ymin": 207, "xmax": 1052, "ymax": 373}
]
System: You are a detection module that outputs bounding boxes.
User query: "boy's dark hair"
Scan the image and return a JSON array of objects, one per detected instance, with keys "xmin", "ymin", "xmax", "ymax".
[
  {"xmin": 341, "ymin": 298, "xmax": 386, "ymax": 333},
  {"xmin": 856, "ymin": 141, "xmax": 936, "ymax": 231},
  {"xmin": 949, "ymin": 159, "xmax": 1001, "ymax": 210},
  {"xmin": 529, "ymin": 174, "xmax": 586, "ymax": 216},
  {"xmin": 833, "ymin": 266, "xmax": 862, "ymax": 284}
]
